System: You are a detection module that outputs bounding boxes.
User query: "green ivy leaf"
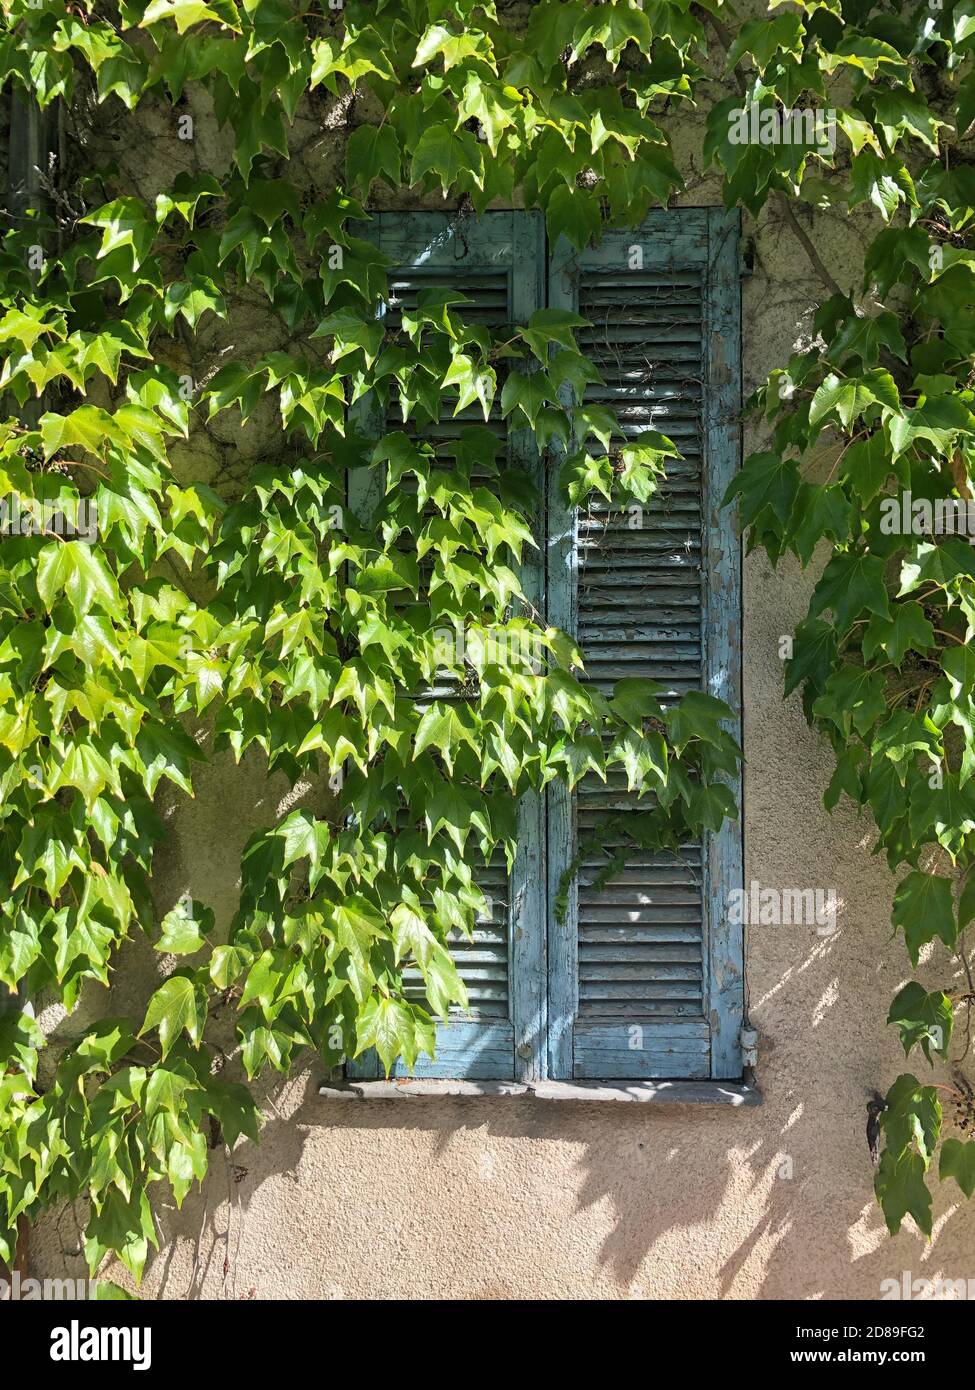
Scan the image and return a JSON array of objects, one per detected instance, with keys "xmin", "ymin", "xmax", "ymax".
[
  {"xmin": 891, "ymin": 873, "xmax": 957, "ymax": 965},
  {"xmin": 545, "ymin": 183, "xmax": 601, "ymax": 249},
  {"xmin": 355, "ymin": 995, "xmax": 427, "ymax": 1074},
  {"xmin": 723, "ymin": 451, "xmax": 799, "ymax": 529},
  {"xmin": 886, "ymin": 982, "xmax": 953, "ymax": 1062},
  {"xmin": 140, "ymin": 975, "xmax": 206, "ymax": 1059},
  {"xmin": 875, "ymin": 1148, "xmax": 933, "ymax": 1236},
  {"xmin": 345, "ymin": 124, "xmax": 401, "ymax": 196},
  {"xmin": 939, "ymin": 1137, "xmax": 975, "ymax": 1199},
  {"xmin": 810, "ymin": 551, "xmax": 890, "ymax": 635},
  {"xmin": 156, "ymin": 899, "xmax": 214, "ymax": 955}
]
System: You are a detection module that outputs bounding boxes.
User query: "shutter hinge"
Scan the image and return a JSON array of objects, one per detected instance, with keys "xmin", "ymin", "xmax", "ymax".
[
  {"xmin": 740, "ymin": 1026, "xmax": 759, "ymax": 1069},
  {"xmin": 740, "ymin": 236, "xmax": 755, "ymax": 277}
]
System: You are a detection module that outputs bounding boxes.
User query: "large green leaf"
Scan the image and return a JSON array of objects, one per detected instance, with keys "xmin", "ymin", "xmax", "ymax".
[
  {"xmin": 891, "ymin": 873, "xmax": 957, "ymax": 965},
  {"xmin": 140, "ymin": 976, "xmax": 205, "ymax": 1058}
]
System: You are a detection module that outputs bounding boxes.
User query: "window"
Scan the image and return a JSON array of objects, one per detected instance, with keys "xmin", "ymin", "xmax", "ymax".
[{"xmin": 346, "ymin": 209, "xmax": 743, "ymax": 1085}]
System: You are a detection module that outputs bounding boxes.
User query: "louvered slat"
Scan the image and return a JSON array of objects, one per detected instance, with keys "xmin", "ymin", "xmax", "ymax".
[{"xmin": 574, "ymin": 269, "xmax": 707, "ymax": 1047}]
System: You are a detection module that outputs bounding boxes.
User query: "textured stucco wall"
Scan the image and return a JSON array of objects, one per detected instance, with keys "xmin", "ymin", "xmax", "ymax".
[{"xmin": 22, "ymin": 27, "xmax": 975, "ymax": 1300}]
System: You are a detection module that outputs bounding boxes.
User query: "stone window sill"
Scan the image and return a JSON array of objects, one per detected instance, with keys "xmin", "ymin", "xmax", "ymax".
[{"xmin": 319, "ymin": 1078, "xmax": 761, "ymax": 1105}]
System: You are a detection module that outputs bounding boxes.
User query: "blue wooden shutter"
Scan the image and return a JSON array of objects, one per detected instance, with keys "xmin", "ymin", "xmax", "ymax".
[
  {"xmin": 346, "ymin": 212, "xmax": 548, "ymax": 1080},
  {"xmin": 547, "ymin": 208, "xmax": 744, "ymax": 1081}
]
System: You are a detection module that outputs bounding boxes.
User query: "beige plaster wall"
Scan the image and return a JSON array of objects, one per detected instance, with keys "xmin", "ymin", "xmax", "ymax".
[{"xmin": 24, "ymin": 27, "xmax": 975, "ymax": 1301}]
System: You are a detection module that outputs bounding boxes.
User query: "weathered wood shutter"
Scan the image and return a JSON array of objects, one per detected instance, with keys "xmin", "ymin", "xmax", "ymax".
[
  {"xmin": 546, "ymin": 209, "xmax": 744, "ymax": 1081},
  {"xmin": 346, "ymin": 212, "xmax": 548, "ymax": 1080}
]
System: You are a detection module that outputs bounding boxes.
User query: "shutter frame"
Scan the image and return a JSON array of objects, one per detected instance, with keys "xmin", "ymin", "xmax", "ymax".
[
  {"xmin": 702, "ymin": 206, "xmax": 745, "ymax": 1078},
  {"xmin": 547, "ymin": 208, "xmax": 744, "ymax": 1082},
  {"xmin": 345, "ymin": 212, "xmax": 548, "ymax": 1081}
]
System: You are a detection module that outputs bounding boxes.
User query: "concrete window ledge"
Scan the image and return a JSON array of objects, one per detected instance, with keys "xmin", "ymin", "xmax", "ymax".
[{"xmin": 318, "ymin": 1079, "xmax": 762, "ymax": 1105}]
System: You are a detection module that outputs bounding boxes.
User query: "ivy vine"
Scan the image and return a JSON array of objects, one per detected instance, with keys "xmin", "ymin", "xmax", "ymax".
[{"xmin": 0, "ymin": 0, "xmax": 972, "ymax": 1281}]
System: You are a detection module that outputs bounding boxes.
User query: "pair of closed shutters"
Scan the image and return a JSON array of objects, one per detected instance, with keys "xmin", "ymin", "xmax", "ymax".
[{"xmin": 347, "ymin": 208, "xmax": 743, "ymax": 1084}]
